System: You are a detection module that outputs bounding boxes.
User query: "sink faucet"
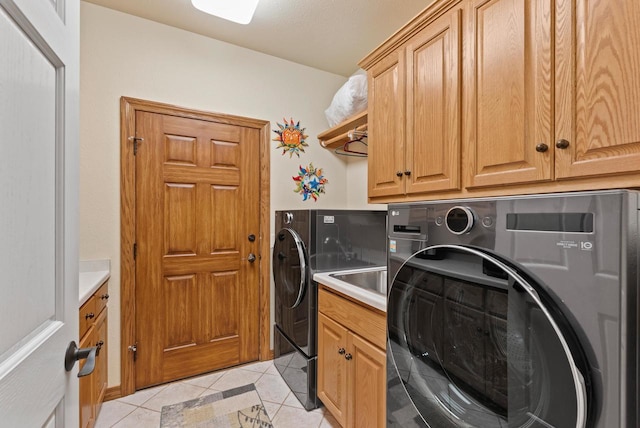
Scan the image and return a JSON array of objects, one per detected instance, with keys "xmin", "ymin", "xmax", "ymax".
[{"xmin": 323, "ymin": 236, "xmax": 354, "ymax": 261}]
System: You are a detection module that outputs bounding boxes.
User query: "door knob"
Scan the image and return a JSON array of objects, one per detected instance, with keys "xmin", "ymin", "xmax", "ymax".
[
  {"xmin": 404, "ymin": 170, "xmax": 411, "ymax": 176},
  {"xmin": 338, "ymin": 347, "xmax": 346, "ymax": 355},
  {"xmin": 396, "ymin": 171, "xmax": 403, "ymax": 177},
  {"xmin": 556, "ymin": 139, "xmax": 570, "ymax": 149},
  {"xmin": 248, "ymin": 234, "xmax": 256, "ymax": 242},
  {"xmin": 248, "ymin": 253, "xmax": 256, "ymax": 263},
  {"xmin": 345, "ymin": 353, "xmax": 353, "ymax": 361},
  {"xmin": 64, "ymin": 341, "xmax": 97, "ymax": 377}
]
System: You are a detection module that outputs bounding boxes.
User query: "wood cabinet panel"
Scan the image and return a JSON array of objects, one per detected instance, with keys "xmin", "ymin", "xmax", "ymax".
[
  {"xmin": 79, "ymin": 281, "xmax": 108, "ymax": 428},
  {"xmin": 318, "ymin": 287, "xmax": 386, "ymax": 350},
  {"xmin": 465, "ymin": 0, "xmax": 552, "ymax": 188},
  {"xmin": 348, "ymin": 333, "xmax": 386, "ymax": 428},
  {"xmin": 79, "ymin": 329, "xmax": 95, "ymax": 428},
  {"xmin": 318, "ymin": 313, "xmax": 348, "ymax": 427},
  {"xmin": 555, "ymin": 0, "xmax": 640, "ymax": 178},
  {"xmin": 368, "ymin": 49, "xmax": 405, "ymax": 198},
  {"xmin": 406, "ymin": 7, "xmax": 462, "ymax": 193}
]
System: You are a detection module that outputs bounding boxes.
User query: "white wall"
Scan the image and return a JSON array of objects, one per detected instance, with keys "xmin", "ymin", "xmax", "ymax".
[{"xmin": 80, "ymin": 2, "xmax": 374, "ymax": 388}]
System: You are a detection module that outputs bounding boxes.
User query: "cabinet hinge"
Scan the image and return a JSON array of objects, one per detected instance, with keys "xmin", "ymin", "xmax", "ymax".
[
  {"xmin": 133, "ymin": 243, "xmax": 137, "ymax": 260},
  {"xmin": 128, "ymin": 136, "xmax": 144, "ymax": 155}
]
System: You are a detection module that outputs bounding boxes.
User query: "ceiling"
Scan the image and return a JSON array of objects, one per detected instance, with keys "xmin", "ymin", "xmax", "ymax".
[{"xmin": 82, "ymin": 0, "xmax": 433, "ymax": 76}]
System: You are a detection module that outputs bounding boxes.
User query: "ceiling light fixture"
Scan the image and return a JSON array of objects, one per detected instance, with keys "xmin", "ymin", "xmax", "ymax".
[{"xmin": 191, "ymin": 0, "xmax": 260, "ymax": 25}]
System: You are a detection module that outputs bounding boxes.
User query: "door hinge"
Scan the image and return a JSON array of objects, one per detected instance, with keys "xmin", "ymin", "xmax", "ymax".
[
  {"xmin": 128, "ymin": 343, "xmax": 137, "ymax": 362},
  {"xmin": 133, "ymin": 243, "xmax": 137, "ymax": 260},
  {"xmin": 128, "ymin": 136, "xmax": 144, "ymax": 155}
]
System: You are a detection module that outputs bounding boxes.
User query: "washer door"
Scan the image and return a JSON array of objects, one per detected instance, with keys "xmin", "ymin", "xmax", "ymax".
[
  {"xmin": 388, "ymin": 245, "xmax": 591, "ymax": 428},
  {"xmin": 273, "ymin": 228, "xmax": 308, "ymax": 310}
]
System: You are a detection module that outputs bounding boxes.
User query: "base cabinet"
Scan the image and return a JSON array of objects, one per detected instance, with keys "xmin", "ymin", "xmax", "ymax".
[
  {"xmin": 79, "ymin": 281, "xmax": 109, "ymax": 428},
  {"xmin": 317, "ymin": 286, "xmax": 386, "ymax": 428}
]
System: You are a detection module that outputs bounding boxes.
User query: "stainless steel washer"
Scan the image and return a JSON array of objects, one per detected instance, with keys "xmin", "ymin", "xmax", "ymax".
[{"xmin": 386, "ymin": 190, "xmax": 639, "ymax": 428}]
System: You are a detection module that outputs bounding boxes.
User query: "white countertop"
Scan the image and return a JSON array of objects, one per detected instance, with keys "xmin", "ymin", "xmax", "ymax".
[
  {"xmin": 79, "ymin": 259, "xmax": 111, "ymax": 306},
  {"xmin": 313, "ymin": 266, "xmax": 387, "ymax": 312}
]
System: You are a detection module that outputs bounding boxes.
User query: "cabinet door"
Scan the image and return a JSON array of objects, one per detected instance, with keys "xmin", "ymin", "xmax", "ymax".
[
  {"xmin": 555, "ymin": 1, "xmax": 640, "ymax": 178},
  {"xmin": 465, "ymin": 0, "xmax": 553, "ymax": 188},
  {"xmin": 348, "ymin": 333, "xmax": 386, "ymax": 428},
  {"xmin": 318, "ymin": 313, "xmax": 349, "ymax": 427},
  {"xmin": 94, "ymin": 309, "xmax": 108, "ymax": 416},
  {"xmin": 368, "ymin": 48, "xmax": 406, "ymax": 198},
  {"xmin": 406, "ymin": 5, "xmax": 462, "ymax": 194},
  {"xmin": 79, "ymin": 329, "xmax": 95, "ymax": 428}
]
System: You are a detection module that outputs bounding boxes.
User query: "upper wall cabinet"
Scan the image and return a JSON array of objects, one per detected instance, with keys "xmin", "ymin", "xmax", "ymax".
[
  {"xmin": 554, "ymin": 1, "xmax": 640, "ymax": 179},
  {"xmin": 465, "ymin": 0, "xmax": 553, "ymax": 188},
  {"xmin": 361, "ymin": 0, "xmax": 640, "ymax": 202},
  {"xmin": 366, "ymin": 3, "xmax": 462, "ymax": 198}
]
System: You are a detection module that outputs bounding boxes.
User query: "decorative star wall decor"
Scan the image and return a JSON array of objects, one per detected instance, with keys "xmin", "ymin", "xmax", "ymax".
[{"xmin": 293, "ymin": 163, "xmax": 328, "ymax": 202}]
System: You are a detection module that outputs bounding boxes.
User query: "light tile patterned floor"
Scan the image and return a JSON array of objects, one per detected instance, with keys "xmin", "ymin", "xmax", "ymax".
[{"xmin": 95, "ymin": 360, "xmax": 340, "ymax": 428}]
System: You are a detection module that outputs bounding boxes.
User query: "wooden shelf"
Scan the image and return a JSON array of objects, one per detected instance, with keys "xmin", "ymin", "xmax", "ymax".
[{"xmin": 317, "ymin": 110, "xmax": 368, "ymax": 149}]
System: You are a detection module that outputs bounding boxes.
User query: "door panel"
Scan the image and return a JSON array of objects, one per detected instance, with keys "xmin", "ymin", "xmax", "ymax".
[
  {"xmin": 555, "ymin": 0, "xmax": 640, "ymax": 178},
  {"xmin": 0, "ymin": 0, "xmax": 79, "ymax": 426},
  {"xmin": 368, "ymin": 49, "xmax": 406, "ymax": 198},
  {"xmin": 406, "ymin": 6, "xmax": 462, "ymax": 194},
  {"xmin": 135, "ymin": 111, "xmax": 260, "ymax": 388},
  {"xmin": 318, "ymin": 313, "xmax": 348, "ymax": 427},
  {"xmin": 466, "ymin": 0, "xmax": 552, "ymax": 188},
  {"xmin": 349, "ymin": 332, "xmax": 386, "ymax": 428}
]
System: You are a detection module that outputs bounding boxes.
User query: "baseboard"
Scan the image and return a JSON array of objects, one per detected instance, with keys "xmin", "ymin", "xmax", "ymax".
[{"xmin": 104, "ymin": 385, "xmax": 122, "ymax": 402}]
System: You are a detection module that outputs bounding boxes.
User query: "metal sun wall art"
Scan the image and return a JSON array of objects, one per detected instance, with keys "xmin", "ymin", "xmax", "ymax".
[
  {"xmin": 293, "ymin": 163, "xmax": 328, "ymax": 202},
  {"xmin": 273, "ymin": 118, "xmax": 309, "ymax": 158}
]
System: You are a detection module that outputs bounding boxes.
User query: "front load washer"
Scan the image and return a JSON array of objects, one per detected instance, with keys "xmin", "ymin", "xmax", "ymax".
[
  {"xmin": 386, "ymin": 190, "xmax": 639, "ymax": 427},
  {"xmin": 273, "ymin": 209, "xmax": 386, "ymax": 410}
]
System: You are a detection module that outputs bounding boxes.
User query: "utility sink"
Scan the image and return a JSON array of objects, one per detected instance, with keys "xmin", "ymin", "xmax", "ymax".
[{"xmin": 330, "ymin": 269, "xmax": 387, "ymax": 295}]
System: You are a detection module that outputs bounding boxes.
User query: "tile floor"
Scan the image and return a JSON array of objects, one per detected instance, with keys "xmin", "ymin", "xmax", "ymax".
[{"xmin": 95, "ymin": 360, "xmax": 340, "ymax": 428}]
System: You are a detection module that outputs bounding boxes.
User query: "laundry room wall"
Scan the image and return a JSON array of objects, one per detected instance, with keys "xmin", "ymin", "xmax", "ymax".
[{"xmin": 79, "ymin": 2, "xmax": 374, "ymax": 389}]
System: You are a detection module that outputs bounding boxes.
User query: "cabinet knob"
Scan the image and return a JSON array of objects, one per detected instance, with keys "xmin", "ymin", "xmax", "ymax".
[
  {"xmin": 535, "ymin": 143, "xmax": 549, "ymax": 153},
  {"xmin": 395, "ymin": 171, "xmax": 403, "ymax": 177},
  {"xmin": 404, "ymin": 170, "xmax": 411, "ymax": 176},
  {"xmin": 85, "ymin": 312, "xmax": 95, "ymax": 320},
  {"xmin": 345, "ymin": 353, "xmax": 353, "ymax": 361},
  {"xmin": 101, "ymin": 293, "xmax": 109, "ymax": 300},
  {"xmin": 338, "ymin": 347, "xmax": 346, "ymax": 355},
  {"xmin": 555, "ymin": 139, "xmax": 570, "ymax": 149}
]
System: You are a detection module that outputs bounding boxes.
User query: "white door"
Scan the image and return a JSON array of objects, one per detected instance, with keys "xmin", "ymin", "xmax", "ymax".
[{"xmin": 0, "ymin": 0, "xmax": 79, "ymax": 426}]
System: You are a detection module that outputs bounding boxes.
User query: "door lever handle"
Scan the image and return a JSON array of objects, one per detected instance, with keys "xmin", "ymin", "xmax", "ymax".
[{"xmin": 64, "ymin": 341, "xmax": 97, "ymax": 377}]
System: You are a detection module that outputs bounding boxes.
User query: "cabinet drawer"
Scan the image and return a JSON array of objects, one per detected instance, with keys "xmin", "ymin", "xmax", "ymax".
[
  {"xmin": 79, "ymin": 296, "xmax": 96, "ymax": 339},
  {"xmin": 94, "ymin": 281, "xmax": 109, "ymax": 316},
  {"xmin": 319, "ymin": 287, "xmax": 386, "ymax": 350}
]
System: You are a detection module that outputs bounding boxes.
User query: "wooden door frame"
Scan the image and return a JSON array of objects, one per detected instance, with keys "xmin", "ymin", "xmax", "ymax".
[{"xmin": 119, "ymin": 97, "xmax": 271, "ymax": 397}]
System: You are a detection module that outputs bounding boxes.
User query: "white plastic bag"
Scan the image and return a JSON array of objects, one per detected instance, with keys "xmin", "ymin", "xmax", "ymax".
[{"xmin": 324, "ymin": 69, "xmax": 368, "ymax": 128}]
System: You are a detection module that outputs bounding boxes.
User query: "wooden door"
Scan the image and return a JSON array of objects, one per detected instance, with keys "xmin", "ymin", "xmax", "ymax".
[
  {"xmin": 348, "ymin": 332, "xmax": 386, "ymax": 428},
  {"xmin": 368, "ymin": 48, "xmax": 406, "ymax": 198},
  {"xmin": 135, "ymin": 111, "xmax": 260, "ymax": 388},
  {"xmin": 405, "ymin": 4, "xmax": 462, "ymax": 194},
  {"xmin": 318, "ymin": 313, "xmax": 349, "ymax": 427},
  {"xmin": 555, "ymin": 1, "xmax": 640, "ymax": 178},
  {"xmin": 465, "ymin": 0, "xmax": 553, "ymax": 188},
  {"xmin": 0, "ymin": 0, "xmax": 79, "ymax": 426}
]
